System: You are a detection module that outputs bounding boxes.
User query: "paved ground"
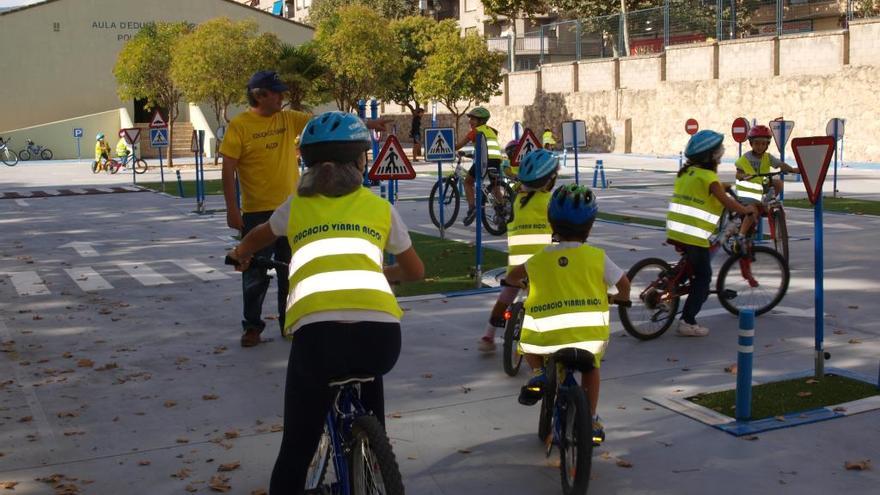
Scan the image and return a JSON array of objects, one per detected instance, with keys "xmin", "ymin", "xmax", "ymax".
[{"xmin": 0, "ymin": 159, "xmax": 878, "ymax": 494}]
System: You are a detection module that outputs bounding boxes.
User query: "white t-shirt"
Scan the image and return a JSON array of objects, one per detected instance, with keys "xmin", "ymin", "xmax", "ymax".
[
  {"xmin": 269, "ymin": 193, "xmax": 413, "ymax": 333},
  {"xmin": 537, "ymin": 242, "xmax": 625, "ymax": 288}
]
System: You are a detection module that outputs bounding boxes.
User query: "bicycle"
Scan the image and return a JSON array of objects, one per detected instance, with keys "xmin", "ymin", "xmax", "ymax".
[
  {"xmin": 17, "ymin": 139, "xmax": 53, "ymax": 161},
  {"xmin": 91, "ymin": 153, "xmax": 148, "ymax": 175},
  {"xmin": 0, "ymin": 137, "xmax": 19, "ymax": 166},
  {"xmin": 718, "ymin": 172, "xmax": 789, "ymax": 262},
  {"xmin": 619, "ymin": 233, "xmax": 789, "ymax": 340},
  {"xmin": 428, "ymin": 150, "xmax": 514, "ymax": 236},
  {"xmin": 118, "ymin": 151, "xmax": 149, "ymax": 174},
  {"xmin": 502, "ymin": 279, "xmax": 526, "ymax": 377},
  {"xmin": 92, "ymin": 156, "xmax": 121, "ymax": 174}
]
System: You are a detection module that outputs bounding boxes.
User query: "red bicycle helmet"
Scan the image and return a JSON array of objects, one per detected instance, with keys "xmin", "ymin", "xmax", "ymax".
[{"xmin": 748, "ymin": 125, "xmax": 772, "ymax": 140}]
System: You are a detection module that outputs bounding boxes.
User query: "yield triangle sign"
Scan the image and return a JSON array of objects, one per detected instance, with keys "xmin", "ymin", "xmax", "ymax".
[
  {"xmin": 368, "ymin": 135, "xmax": 415, "ymax": 180},
  {"xmin": 149, "ymin": 110, "xmax": 167, "ymax": 128},
  {"xmin": 122, "ymin": 127, "xmax": 141, "ymax": 145},
  {"xmin": 791, "ymin": 136, "xmax": 835, "ymax": 205},
  {"xmin": 512, "ymin": 128, "xmax": 542, "ymax": 166},
  {"xmin": 769, "ymin": 119, "xmax": 795, "ymax": 154}
]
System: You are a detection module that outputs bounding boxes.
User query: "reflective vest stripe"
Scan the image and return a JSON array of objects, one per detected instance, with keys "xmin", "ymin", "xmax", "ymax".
[
  {"xmin": 290, "ymin": 237, "xmax": 382, "ymax": 274},
  {"xmin": 509, "ymin": 254, "xmax": 533, "ymax": 266},
  {"xmin": 519, "ymin": 340, "xmax": 606, "ymax": 356},
  {"xmin": 666, "ymin": 219, "xmax": 714, "ymax": 241},
  {"xmin": 735, "ymin": 180, "xmax": 763, "ymax": 201},
  {"xmin": 508, "ymin": 234, "xmax": 553, "ymax": 247},
  {"xmin": 287, "ymin": 270, "xmax": 393, "ymax": 310},
  {"xmin": 668, "ymin": 203, "xmax": 720, "ymax": 225},
  {"xmin": 476, "ymin": 125, "xmax": 503, "ymax": 159},
  {"xmin": 523, "ymin": 311, "xmax": 610, "ymax": 331}
]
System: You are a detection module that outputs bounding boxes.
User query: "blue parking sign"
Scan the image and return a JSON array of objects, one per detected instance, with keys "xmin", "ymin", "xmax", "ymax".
[
  {"xmin": 425, "ymin": 128, "xmax": 455, "ymax": 162},
  {"xmin": 73, "ymin": 128, "xmax": 83, "ymax": 138}
]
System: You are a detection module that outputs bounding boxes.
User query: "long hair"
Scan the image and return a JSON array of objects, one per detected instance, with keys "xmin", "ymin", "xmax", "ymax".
[
  {"xmin": 297, "ymin": 160, "xmax": 364, "ymax": 197},
  {"xmin": 519, "ymin": 174, "xmax": 558, "ymax": 208}
]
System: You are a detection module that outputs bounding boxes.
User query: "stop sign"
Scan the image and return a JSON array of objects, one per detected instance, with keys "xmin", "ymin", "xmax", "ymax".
[
  {"xmin": 685, "ymin": 118, "xmax": 699, "ymax": 135},
  {"xmin": 731, "ymin": 117, "xmax": 750, "ymax": 143}
]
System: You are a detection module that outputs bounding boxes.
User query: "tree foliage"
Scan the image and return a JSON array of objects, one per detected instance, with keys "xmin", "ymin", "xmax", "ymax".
[
  {"xmin": 482, "ymin": 0, "xmax": 552, "ymax": 20},
  {"xmin": 308, "ymin": 0, "xmax": 419, "ymax": 27},
  {"xmin": 412, "ymin": 31, "xmax": 505, "ymax": 128},
  {"xmin": 171, "ymin": 17, "xmax": 281, "ymax": 124},
  {"xmin": 277, "ymin": 42, "xmax": 332, "ymax": 112},
  {"xmin": 386, "ymin": 16, "xmax": 458, "ymax": 114},
  {"xmin": 315, "ymin": 5, "xmax": 404, "ymax": 111}
]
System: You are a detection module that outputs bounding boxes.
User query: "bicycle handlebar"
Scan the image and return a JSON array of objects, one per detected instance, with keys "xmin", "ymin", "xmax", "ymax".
[
  {"xmin": 225, "ymin": 254, "xmax": 288, "ymax": 271},
  {"xmin": 499, "ymin": 277, "xmax": 631, "ymax": 307}
]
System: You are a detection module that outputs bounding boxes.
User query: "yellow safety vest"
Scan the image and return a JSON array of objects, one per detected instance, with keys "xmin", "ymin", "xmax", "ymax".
[
  {"xmin": 735, "ymin": 153, "xmax": 772, "ymax": 202},
  {"xmin": 284, "ymin": 187, "xmax": 402, "ymax": 331},
  {"xmin": 542, "ymin": 131, "xmax": 556, "ymax": 146},
  {"xmin": 116, "ymin": 138, "xmax": 129, "ymax": 158},
  {"xmin": 520, "ymin": 244, "xmax": 609, "ymax": 367},
  {"xmin": 507, "ymin": 191, "xmax": 552, "ymax": 273},
  {"xmin": 475, "ymin": 125, "xmax": 503, "ymax": 160},
  {"xmin": 666, "ymin": 167, "xmax": 724, "ymax": 248}
]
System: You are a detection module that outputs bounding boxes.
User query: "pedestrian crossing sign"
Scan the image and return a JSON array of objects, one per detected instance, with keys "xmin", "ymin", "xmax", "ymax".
[
  {"xmin": 150, "ymin": 128, "xmax": 169, "ymax": 148},
  {"xmin": 368, "ymin": 135, "xmax": 415, "ymax": 180},
  {"xmin": 512, "ymin": 128, "xmax": 542, "ymax": 166},
  {"xmin": 425, "ymin": 128, "xmax": 455, "ymax": 162}
]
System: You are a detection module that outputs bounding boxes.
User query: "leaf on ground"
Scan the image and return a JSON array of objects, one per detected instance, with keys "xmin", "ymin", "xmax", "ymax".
[
  {"xmin": 62, "ymin": 352, "xmax": 73, "ymax": 358},
  {"xmin": 270, "ymin": 424, "xmax": 283, "ymax": 432},
  {"xmin": 616, "ymin": 405, "xmax": 626, "ymax": 410},
  {"xmin": 217, "ymin": 461, "xmax": 240, "ymax": 472},
  {"xmin": 213, "ymin": 346, "xmax": 227, "ymax": 355},
  {"xmin": 56, "ymin": 411, "xmax": 79, "ymax": 418},
  {"xmin": 666, "ymin": 357, "xmax": 679, "ymax": 362},
  {"xmin": 76, "ymin": 359, "xmax": 94, "ymax": 368},
  {"xmin": 138, "ymin": 460, "xmax": 151, "ymax": 466},
  {"xmin": 224, "ymin": 429, "xmax": 239, "ymax": 439},
  {"xmin": 176, "ymin": 438, "xmax": 189, "ymax": 444},
  {"xmin": 796, "ymin": 391, "xmax": 813, "ymax": 398},
  {"xmin": 457, "ymin": 449, "xmax": 472, "ymax": 454},
  {"xmin": 599, "ymin": 451, "xmax": 612, "ymax": 460},
  {"xmin": 743, "ymin": 435, "xmax": 760, "ymax": 441},
  {"xmin": 421, "ymin": 373, "xmax": 433, "ymax": 379},
  {"xmin": 844, "ymin": 459, "xmax": 871, "ymax": 471},
  {"xmin": 848, "ymin": 339, "xmax": 862, "ymax": 344},
  {"xmin": 62, "ymin": 430, "xmax": 85, "ymax": 436},
  {"xmin": 95, "ymin": 362, "xmax": 118, "ymax": 371},
  {"xmin": 833, "ymin": 406, "xmax": 847, "ymax": 413},
  {"xmin": 774, "ymin": 415, "xmax": 786, "ymax": 422},
  {"xmin": 172, "ymin": 468, "xmax": 191, "ymax": 479},
  {"xmin": 185, "ymin": 485, "xmax": 198, "ymax": 493},
  {"xmin": 390, "ymin": 412, "xmax": 402, "ymax": 419},
  {"xmin": 616, "ymin": 459, "xmax": 633, "ymax": 468},
  {"xmin": 833, "ymin": 329, "xmax": 846, "ymax": 335},
  {"xmin": 847, "ymin": 305, "xmax": 859, "ymax": 310},
  {"xmin": 208, "ymin": 474, "xmax": 231, "ymax": 492},
  {"xmin": 0, "ymin": 481, "xmax": 19, "ymax": 489},
  {"xmin": 202, "ymin": 394, "xmax": 219, "ymax": 401},
  {"xmin": 164, "ymin": 400, "xmax": 177, "ymax": 408},
  {"xmin": 724, "ymin": 364, "xmax": 738, "ymax": 373},
  {"xmin": 19, "ymin": 416, "xmax": 33, "ymax": 423},
  {"xmin": 175, "ymin": 357, "xmax": 189, "ymax": 365},
  {"xmin": 805, "ymin": 379, "xmax": 819, "ymax": 384}
]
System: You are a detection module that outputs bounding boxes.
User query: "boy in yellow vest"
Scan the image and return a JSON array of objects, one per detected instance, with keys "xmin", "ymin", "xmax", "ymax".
[
  {"xmin": 455, "ymin": 106, "xmax": 504, "ymax": 226},
  {"xmin": 506, "ymin": 184, "xmax": 630, "ymax": 443}
]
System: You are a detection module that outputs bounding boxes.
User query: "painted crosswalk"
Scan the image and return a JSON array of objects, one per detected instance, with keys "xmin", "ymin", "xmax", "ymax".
[
  {"xmin": 64, "ymin": 267, "xmax": 113, "ymax": 292},
  {"xmin": 0, "ymin": 271, "xmax": 51, "ymax": 296},
  {"xmin": 0, "ymin": 185, "xmax": 146, "ymax": 200},
  {"xmin": 115, "ymin": 262, "xmax": 173, "ymax": 286}
]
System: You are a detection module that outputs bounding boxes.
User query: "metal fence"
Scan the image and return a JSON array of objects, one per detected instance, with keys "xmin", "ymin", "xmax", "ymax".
[{"xmin": 487, "ymin": 0, "xmax": 874, "ymax": 72}]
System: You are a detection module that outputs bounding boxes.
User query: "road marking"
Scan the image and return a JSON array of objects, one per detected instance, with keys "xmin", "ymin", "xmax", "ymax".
[
  {"xmin": 172, "ymin": 259, "xmax": 230, "ymax": 281},
  {"xmin": 59, "ymin": 241, "xmax": 99, "ymax": 257},
  {"xmin": 15, "ymin": 199, "xmax": 29, "ymax": 207},
  {"xmin": 116, "ymin": 262, "xmax": 173, "ymax": 286},
  {"xmin": 589, "ymin": 237, "xmax": 651, "ymax": 251},
  {"xmin": 1, "ymin": 271, "xmax": 50, "ymax": 296},
  {"xmin": 64, "ymin": 267, "xmax": 113, "ymax": 291},
  {"xmin": 69, "ymin": 188, "xmax": 91, "ymax": 195},
  {"xmin": 95, "ymin": 187, "xmax": 116, "ymax": 193}
]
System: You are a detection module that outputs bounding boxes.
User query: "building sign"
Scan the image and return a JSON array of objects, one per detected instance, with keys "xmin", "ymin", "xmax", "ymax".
[{"xmin": 91, "ymin": 20, "xmax": 195, "ymax": 41}]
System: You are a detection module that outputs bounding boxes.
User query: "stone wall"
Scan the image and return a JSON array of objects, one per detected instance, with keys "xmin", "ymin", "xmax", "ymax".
[
  {"xmin": 848, "ymin": 19, "xmax": 880, "ymax": 67},
  {"xmin": 718, "ymin": 37, "xmax": 775, "ymax": 80},
  {"xmin": 666, "ymin": 43, "xmax": 715, "ymax": 82},
  {"xmin": 577, "ymin": 59, "xmax": 617, "ymax": 92},
  {"xmin": 541, "ymin": 63, "xmax": 576, "ymax": 93},
  {"xmin": 619, "ymin": 54, "xmax": 663, "ymax": 90},
  {"xmin": 778, "ymin": 31, "xmax": 846, "ymax": 76}
]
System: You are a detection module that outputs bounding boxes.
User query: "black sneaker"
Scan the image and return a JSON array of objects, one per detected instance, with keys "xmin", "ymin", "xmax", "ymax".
[{"xmin": 463, "ymin": 207, "xmax": 476, "ymax": 226}]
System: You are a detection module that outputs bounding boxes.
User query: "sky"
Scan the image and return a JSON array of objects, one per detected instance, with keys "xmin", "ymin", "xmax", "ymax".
[{"xmin": 0, "ymin": 0, "xmax": 43, "ymax": 8}]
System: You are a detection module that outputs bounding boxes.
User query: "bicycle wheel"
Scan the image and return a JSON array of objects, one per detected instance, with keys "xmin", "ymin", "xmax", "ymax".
[
  {"xmin": 618, "ymin": 258, "xmax": 679, "ymax": 340},
  {"xmin": 40, "ymin": 149, "xmax": 53, "ymax": 160},
  {"xmin": 305, "ymin": 425, "xmax": 332, "ymax": 491},
  {"xmin": 349, "ymin": 416, "xmax": 405, "ymax": 495},
  {"xmin": 558, "ymin": 386, "xmax": 593, "ymax": 495},
  {"xmin": 108, "ymin": 160, "xmax": 120, "ymax": 174},
  {"xmin": 717, "ymin": 245, "xmax": 789, "ymax": 316},
  {"xmin": 1, "ymin": 148, "xmax": 18, "ymax": 166},
  {"xmin": 133, "ymin": 159, "xmax": 148, "ymax": 174},
  {"xmin": 771, "ymin": 209, "xmax": 789, "ymax": 262},
  {"xmin": 18, "ymin": 149, "xmax": 31, "ymax": 161},
  {"xmin": 481, "ymin": 181, "xmax": 514, "ymax": 236},
  {"xmin": 428, "ymin": 178, "xmax": 460, "ymax": 229},
  {"xmin": 717, "ymin": 209, "xmax": 740, "ymax": 256},
  {"xmin": 538, "ymin": 356, "xmax": 557, "ymax": 442},
  {"xmin": 502, "ymin": 302, "xmax": 524, "ymax": 377}
]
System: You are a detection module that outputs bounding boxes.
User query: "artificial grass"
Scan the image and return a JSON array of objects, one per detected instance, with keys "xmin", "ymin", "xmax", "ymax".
[
  {"xmin": 393, "ymin": 232, "xmax": 506, "ymax": 297},
  {"xmin": 597, "ymin": 212, "xmax": 665, "ymax": 228},
  {"xmin": 687, "ymin": 374, "xmax": 879, "ymax": 421},
  {"xmin": 140, "ymin": 179, "xmax": 224, "ymax": 197},
  {"xmin": 784, "ymin": 196, "xmax": 880, "ymax": 216}
]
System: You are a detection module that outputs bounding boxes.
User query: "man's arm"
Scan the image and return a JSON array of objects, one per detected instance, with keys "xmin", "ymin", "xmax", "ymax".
[{"xmin": 222, "ymin": 155, "xmax": 243, "ymax": 231}]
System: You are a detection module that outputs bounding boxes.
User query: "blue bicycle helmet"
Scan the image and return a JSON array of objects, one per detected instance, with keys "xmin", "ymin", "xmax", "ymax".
[
  {"xmin": 299, "ymin": 111, "xmax": 371, "ymax": 166},
  {"xmin": 96, "ymin": 133, "xmax": 105, "ymax": 140},
  {"xmin": 684, "ymin": 130, "xmax": 724, "ymax": 160},
  {"xmin": 517, "ymin": 149, "xmax": 559, "ymax": 186},
  {"xmin": 548, "ymin": 183, "xmax": 598, "ymax": 226}
]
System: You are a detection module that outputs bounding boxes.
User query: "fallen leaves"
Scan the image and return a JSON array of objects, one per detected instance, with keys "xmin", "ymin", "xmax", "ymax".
[
  {"xmin": 848, "ymin": 339, "xmax": 862, "ymax": 344},
  {"xmin": 56, "ymin": 411, "xmax": 79, "ymax": 418},
  {"xmin": 616, "ymin": 459, "xmax": 634, "ymax": 468},
  {"xmin": 208, "ymin": 474, "xmax": 231, "ymax": 492},
  {"xmin": 164, "ymin": 400, "xmax": 177, "ymax": 408},
  {"xmin": 844, "ymin": 459, "xmax": 871, "ymax": 471},
  {"xmin": 138, "ymin": 460, "xmax": 151, "ymax": 466},
  {"xmin": 0, "ymin": 481, "xmax": 19, "ymax": 489},
  {"xmin": 796, "ymin": 391, "xmax": 813, "ymax": 398},
  {"xmin": 724, "ymin": 364, "xmax": 738, "ymax": 374},
  {"xmin": 19, "ymin": 416, "xmax": 33, "ymax": 423},
  {"xmin": 217, "ymin": 461, "xmax": 240, "ymax": 472},
  {"xmin": 457, "ymin": 449, "xmax": 472, "ymax": 454},
  {"xmin": 95, "ymin": 362, "xmax": 118, "ymax": 372},
  {"xmin": 202, "ymin": 394, "xmax": 219, "ymax": 401},
  {"xmin": 76, "ymin": 359, "xmax": 94, "ymax": 368}
]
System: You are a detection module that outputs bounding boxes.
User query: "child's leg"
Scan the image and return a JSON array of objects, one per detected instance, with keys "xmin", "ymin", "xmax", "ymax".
[
  {"xmin": 738, "ymin": 208, "xmax": 754, "ymax": 237},
  {"xmin": 773, "ymin": 177, "xmax": 784, "ymax": 195},
  {"xmin": 483, "ymin": 285, "xmax": 518, "ymax": 340},
  {"xmin": 581, "ymin": 368, "xmax": 600, "ymax": 418},
  {"xmin": 524, "ymin": 353, "xmax": 543, "ymax": 371}
]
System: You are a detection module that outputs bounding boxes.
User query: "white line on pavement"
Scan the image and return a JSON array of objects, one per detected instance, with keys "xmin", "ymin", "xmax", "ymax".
[
  {"xmin": 1, "ymin": 271, "xmax": 51, "ymax": 296},
  {"xmin": 115, "ymin": 262, "xmax": 173, "ymax": 286},
  {"xmin": 172, "ymin": 259, "xmax": 230, "ymax": 281},
  {"xmin": 14, "ymin": 198, "xmax": 29, "ymax": 206},
  {"xmin": 64, "ymin": 267, "xmax": 113, "ymax": 291}
]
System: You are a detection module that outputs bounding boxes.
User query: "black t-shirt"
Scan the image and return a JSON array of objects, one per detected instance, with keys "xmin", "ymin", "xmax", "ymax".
[{"xmin": 410, "ymin": 114, "xmax": 422, "ymax": 138}]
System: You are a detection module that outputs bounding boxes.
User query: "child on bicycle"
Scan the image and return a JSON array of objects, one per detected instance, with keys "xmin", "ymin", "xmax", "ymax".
[
  {"xmin": 116, "ymin": 130, "xmax": 131, "ymax": 163},
  {"xmin": 733, "ymin": 124, "xmax": 798, "ymax": 242},
  {"xmin": 454, "ymin": 106, "xmax": 504, "ymax": 226},
  {"xmin": 94, "ymin": 133, "xmax": 111, "ymax": 171},
  {"xmin": 541, "ymin": 127, "xmax": 557, "ymax": 150},
  {"xmin": 667, "ymin": 130, "xmax": 757, "ymax": 337},
  {"xmin": 479, "ymin": 149, "xmax": 558, "ymax": 352},
  {"xmin": 506, "ymin": 184, "xmax": 630, "ymax": 443},
  {"xmin": 226, "ymin": 111, "xmax": 424, "ymax": 494}
]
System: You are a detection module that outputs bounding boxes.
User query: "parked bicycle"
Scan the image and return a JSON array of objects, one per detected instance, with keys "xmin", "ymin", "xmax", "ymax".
[
  {"xmin": 428, "ymin": 150, "xmax": 514, "ymax": 236},
  {"xmin": 18, "ymin": 139, "xmax": 53, "ymax": 161},
  {"xmin": 91, "ymin": 152, "xmax": 148, "ymax": 175},
  {"xmin": 0, "ymin": 137, "xmax": 19, "ymax": 166},
  {"xmin": 619, "ymin": 233, "xmax": 789, "ymax": 340},
  {"xmin": 717, "ymin": 171, "xmax": 789, "ymax": 262}
]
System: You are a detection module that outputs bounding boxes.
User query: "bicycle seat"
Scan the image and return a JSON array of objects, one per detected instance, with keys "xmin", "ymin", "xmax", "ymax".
[
  {"xmin": 552, "ymin": 348, "xmax": 596, "ymax": 373},
  {"xmin": 328, "ymin": 374, "xmax": 375, "ymax": 387},
  {"xmin": 666, "ymin": 239, "xmax": 688, "ymax": 254}
]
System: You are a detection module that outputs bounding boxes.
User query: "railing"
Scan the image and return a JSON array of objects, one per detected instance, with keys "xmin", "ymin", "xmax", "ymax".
[{"xmin": 487, "ymin": 0, "xmax": 872, "ymax": 72}]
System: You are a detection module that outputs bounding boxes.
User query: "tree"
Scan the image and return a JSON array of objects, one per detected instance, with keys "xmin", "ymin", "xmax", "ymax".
[
  {"xmin": 276, "ymin": 42, "xmax": 332, "ymax": 112},
  {"xmin": 386, "ymin": 16, "xmax": 458, "ymax": 114},
  {"xmin": 172, "ymin": 17, "xmax": 281, "ymax": 126},
  {"xmin": 308, "ymin": 0, "xmax": 419, "ymax": 27},
  {"xmin": 315, "ymin": 5, "xmax": 404, "ymax": 111},
  {"xmin": 412, "ymin": 31, "xmax": 505, "ymax": 129},
  {"xmin": 482, "ymin": 1, "xmax": 552, "ymax": 70},
  {"xmin": 115, "ymin": 22, "xmax": 191, "ymax": 166}
]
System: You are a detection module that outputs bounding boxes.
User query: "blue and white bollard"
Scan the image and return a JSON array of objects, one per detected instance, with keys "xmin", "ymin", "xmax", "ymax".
[
  {"xmin": 735, "ymin": 309, "xmax": 756, "ymax": 421},
  {"xmin": 592, "ymin": 159, "xmax": 606, "ymax": 189}
]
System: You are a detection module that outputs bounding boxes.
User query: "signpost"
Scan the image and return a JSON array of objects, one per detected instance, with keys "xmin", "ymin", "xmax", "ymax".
[
  {"xmin": 562, "ymin": 120, "xmax": 587, "ymax": 184},
  {"xmin": 731, "ymin": 117, "xmax": 750, "ymax": 157},
  {"xmin": 73, "ymin": 128, "xmax": 83, "ymax": 159},
  {"xmin": 121, "ymin": 128, "xmax": 141, "ymax": 185},
  {"xmin": 473, "ymin": 133, "xmax": 486, "ymax": 288},
  {"xmin": 791, "ymin": 136, "xmax": 836, "ymax": 379},
  {"xmin": 769, "ymin": 118, "xmax": 795, "ymax": 197},
  {"xmin": 825, "ymin": 118, "xmax": 845, "ymax": 198},
  {"xmin": 685, "ymin": 118, "xmax": 699, "ymax": 135},
  {"xmin": 191, "ymin": 130, "xmax": 206, "ymax": 213},
  {"xmin": 150, "ymin": 128, "xmax": 169, "ymax": 190},
  {"xmin": 425, "ymin": 128, "xmax": 456, "ymax": 239}
]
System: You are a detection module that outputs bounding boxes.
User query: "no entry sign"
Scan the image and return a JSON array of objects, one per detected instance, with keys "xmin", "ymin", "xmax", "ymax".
[
  {"xmin": 731, "ymin": 117, "xmax": 750, "ymax": 143},
  {"xmin": 685, "ymin": 119, "xmax": 699, "ymax": 135}
]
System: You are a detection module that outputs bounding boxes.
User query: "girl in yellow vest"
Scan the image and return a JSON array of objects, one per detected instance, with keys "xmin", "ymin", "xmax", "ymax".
[
  {"xmin": 541, "ymin": 127, "xmax": 557, "ymax": 150},
  {"xmin": 506, "ymin": 184, "xmax": 630, "ymax": 443},
  {"xmin": 667, "ymin": 130, "xmax": 757, "ymax": 337},
  {"xmin": 227, "ymin": 111, "xmax": 424, "ymax": 494},
  {"xmin": 479, "ymin": 149, "xmax": 559, "ymax": 352}
]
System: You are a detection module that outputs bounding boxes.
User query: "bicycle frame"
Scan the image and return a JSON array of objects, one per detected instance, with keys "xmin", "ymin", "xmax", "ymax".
[{"xmin": 318, "ymin": 382, "xmax": 371, "ymax": 495}]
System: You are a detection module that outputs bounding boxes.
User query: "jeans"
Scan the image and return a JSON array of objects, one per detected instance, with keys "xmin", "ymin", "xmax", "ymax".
[
  {"xmin": 241, "ymin": 211, "xmax": 291, "ymax": 333},
  {"xmin": 682, "ymin": 244, "xmax": 712, "ymax": 324},
  {"xmin": 269, "ymin": 321, "xmax": 401, "ymax": 495}
]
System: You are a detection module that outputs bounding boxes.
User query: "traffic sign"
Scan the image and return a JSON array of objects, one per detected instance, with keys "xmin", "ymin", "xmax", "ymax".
[
  {"xmin": 425, "ymin": 128, "xmax": 455, "ymax": 162},
  {"xmin": 121, "ymin": 128, "xmax": 141, "ymax": 145},
  {"xmin": 769, "ymin": 119, "xmax": 795, "ymax": 154},
  {"xmin": 150, "ymin": 128, "xmax": 169, "ymax": 148},
  {"xmin": 825, "ymin": 118, "xmax": 845, "ymax": 141},
  {"xmin": 149, "ymin": 111, "xmax": 167, "ymax": 129},
  {"xmin": 191, "ymin": 129, "xmax": 204, "ymax": 153},
  {"xmin": 685, "ymin": 118, "xmax": 699, "ymax": 135},
  {"xmin": 731, "ymin": 117, "xmax": 750, "ymax": 143},
  {"xmin": 512, "ymin": 128, "xmax": 541, "ymax": 165},
  {"xmin": 791, "ymin": 136, "xmax": 835, "ymax": 205},
  {"xmin": 368, "ymin": 135, "xmax": 415, "ymax": 180},
  {"xmin": 73, "ymin": 128, "xmax": 84, "ymax": 138},
  {"xmin": 562, "ymin": 120, "xmax": 587, "ymax": 149}
]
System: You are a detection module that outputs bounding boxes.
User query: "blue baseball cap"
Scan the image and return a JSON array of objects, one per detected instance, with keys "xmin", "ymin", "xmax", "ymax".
[{"xmin": 247, "ymin": 70, "xmax": 288, "ymax": 92}]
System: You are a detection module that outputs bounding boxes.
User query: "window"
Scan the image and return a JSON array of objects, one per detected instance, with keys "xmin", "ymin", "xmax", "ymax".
[{"xmin": 465, "ymin": 0, "xmax": 477, "ymax": 12}]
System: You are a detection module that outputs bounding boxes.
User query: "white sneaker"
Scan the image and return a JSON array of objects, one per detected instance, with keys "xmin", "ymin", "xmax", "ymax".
[
  {"xmin": 676, "ymin": 320, "xmax": 709, "ymax": 337},
  {"xmin": 478, "ymin": 336, "xmax": 496, "ymax": 353}
]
